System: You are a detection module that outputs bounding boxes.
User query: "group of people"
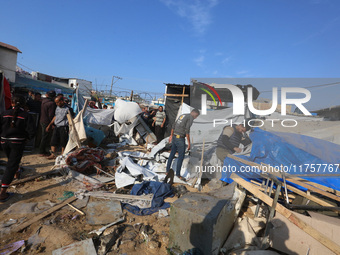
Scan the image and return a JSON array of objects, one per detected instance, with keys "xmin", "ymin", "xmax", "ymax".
[
  {"xmin": 39, "ymin": 91, "xmax": 73, "ymax": 159},
  {"xmin": 141, "ymin": 105, "xmax": 166, "ymax": 144},
  {"xmin": 0, "ymin": 91, "xmax": 74, "ymax": 202},
  {"xmin": 1, "ymin": 91, "xmax": 251, "ymax": 202}
]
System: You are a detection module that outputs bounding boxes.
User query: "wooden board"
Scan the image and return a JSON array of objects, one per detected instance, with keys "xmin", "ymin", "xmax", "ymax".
[
  {"xmin": 227, "ymin": 154, "xmax": 340, "ymax": 203},
  {"xmin": 13, "ymin": 196, "xmax": 77, "ymax": 232},
  {"xmin": 11, "ymin": 170, "xmax": 59, "ymax": 186},
  {"xmin": 231, "ymin": 173, "xmax": 340, "ymax": 255}
]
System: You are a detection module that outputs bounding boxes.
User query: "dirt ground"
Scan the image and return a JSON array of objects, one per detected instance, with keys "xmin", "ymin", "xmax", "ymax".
[{"xmin": 0, "ymin": 147, "xmax": 206, "ymax": 254}]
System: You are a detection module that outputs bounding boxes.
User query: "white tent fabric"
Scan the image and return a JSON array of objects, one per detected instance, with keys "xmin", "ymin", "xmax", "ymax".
[
  {"xmin": 63, "ymin": 104, "xmax": 87, "ymax": 155},
  {"xmin": 178, "ymin": 103, "xmax": 248, "ymax": 145},
  {"xmin": 112, "ymin": 116, "xmax": 139, "ymax": 136},
  {"xmin": 83, "ymin": 108, "xmax": 115, "ymax": 125},
  {"xmin": 114, "ymin": 99, "xmax": 142, "ymax": 124}
]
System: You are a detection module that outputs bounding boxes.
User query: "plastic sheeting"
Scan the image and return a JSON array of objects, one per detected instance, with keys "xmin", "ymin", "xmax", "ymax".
[
  {"xmin": 178, "ymin": 103, "xmax": 249, "ymax": 146},
  {"xmin": 83, "ymin": 108, "xmax": 115, "ymax": 126},
  {"xmin": 64, "ymin": 102, "xmax": 87, "ymax": 155},
  {"xmin": 114, "ymin": 99, "xmax": 142, "ymax": 124},
  {"xmin": 221, "ymin": 128, "xmax": 340, "ymax": 191}
]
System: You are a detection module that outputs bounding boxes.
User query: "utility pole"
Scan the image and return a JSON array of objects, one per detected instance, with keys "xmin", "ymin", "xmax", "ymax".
[{"xmin": 110, "ymin": 76, "xmax": 122, "ymax": 97}]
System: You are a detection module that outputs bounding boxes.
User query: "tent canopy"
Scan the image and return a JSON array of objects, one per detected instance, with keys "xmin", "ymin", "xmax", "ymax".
[{"xmin": 12, "ymin": 74, "xmax": 74, "ymax": 94}]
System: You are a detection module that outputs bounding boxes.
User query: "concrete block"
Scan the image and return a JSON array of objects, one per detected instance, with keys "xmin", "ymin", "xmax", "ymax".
[{"xmin": 169, "ymin": 186, "xmax": 245, "ymax": 255}]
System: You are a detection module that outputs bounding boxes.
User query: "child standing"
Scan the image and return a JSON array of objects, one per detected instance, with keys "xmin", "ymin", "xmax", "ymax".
[{"xmin": 0, "ymin": 95, "xmax": 35, "ymax": 202}]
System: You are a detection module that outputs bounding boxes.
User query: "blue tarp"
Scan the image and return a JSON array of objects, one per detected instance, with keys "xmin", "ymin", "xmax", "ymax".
[
  {"xmin": 221, "ymin": 128, "xmax": 340, "ymax": 192},
  {"xmin": 122, "ymin": 181, "xmax": 173, "ymax": 216}
]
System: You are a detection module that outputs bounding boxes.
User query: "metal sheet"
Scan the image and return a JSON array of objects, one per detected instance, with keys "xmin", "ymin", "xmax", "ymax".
[
  {"xmin": 52, "ymin": 239, "xmax": 96, "ymax": 255},
  {"xmin": 86, "ymin": 199, "xmax": 123, "ymax": 225}
]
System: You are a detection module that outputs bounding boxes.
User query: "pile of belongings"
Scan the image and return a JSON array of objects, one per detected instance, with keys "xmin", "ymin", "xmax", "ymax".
[{"xmin": 65, "ymin": 148, "xmax": 106, "ymax": 174}]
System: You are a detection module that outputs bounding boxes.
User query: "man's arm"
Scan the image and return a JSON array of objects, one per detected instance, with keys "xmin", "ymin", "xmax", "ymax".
[
  {"xmin": 161, "ymin": 113, "xmax": 166, "ymax": 128},
  {"xmin": 186, "ymin": 133, "xmax": 190, "ymax": 151},
  {"xmin": 46, "ymin": 116, "xmax": 56, "ymax": 132},
  {"xmin": 169, "ymin": 128, "xmax": 174, "ymax": 143}
]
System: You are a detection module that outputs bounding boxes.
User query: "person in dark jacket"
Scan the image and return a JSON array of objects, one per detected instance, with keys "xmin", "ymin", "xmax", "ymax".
[
  {"xmin": 27, "ymin": 92, "xmax": 42, "ymax": 115},
  {"xmin": 216, "ymin": 123, "xmax": 251, "ymax": 162},
  {"xmin": 166, "ymin": 109, "xmax": 200, "ymax": 181},
  {"xmin": 0, "ymin": 95, "xmax": 35, "ymax": 202},
  {"xmin": 39, "ymin": 91, "xmax": 56, "ymax": 156}
]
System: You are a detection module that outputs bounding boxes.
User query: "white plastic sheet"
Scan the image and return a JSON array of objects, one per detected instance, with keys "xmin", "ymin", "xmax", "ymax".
[
  {"xmin": 114, "ymin": 99, "xmax": 142, "ymax": 124},
  {"xmin": 84, "ymin": 108, "xmax": 115, "ymax": 125}
]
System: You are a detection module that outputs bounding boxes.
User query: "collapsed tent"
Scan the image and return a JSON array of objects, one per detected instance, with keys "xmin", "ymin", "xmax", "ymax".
[
  {"xmin": 221, "ymin": 128, "xmax": 340, "ymax": 191},
  {"xmin": 178, "ymin": 103, "xmax": 251, "ymax": 146}
]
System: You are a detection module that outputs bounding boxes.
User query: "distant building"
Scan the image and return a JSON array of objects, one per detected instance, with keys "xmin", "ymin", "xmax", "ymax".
[
  {"xmin": 30, "ymin": 72, "xmax": 92, "ymax": 96},
  {"xmin": 0, "ymin": 41, "xmax": 21, "ymax": 82}
]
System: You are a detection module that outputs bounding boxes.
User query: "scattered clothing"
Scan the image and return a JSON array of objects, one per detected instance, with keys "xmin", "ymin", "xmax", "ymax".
[{"xmin": 122, "ymin": 181, "xmax": 173, "ymax": 216}]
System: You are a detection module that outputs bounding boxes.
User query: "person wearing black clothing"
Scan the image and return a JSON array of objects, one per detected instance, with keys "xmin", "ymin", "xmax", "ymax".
[
  {"xmin": 216, "ymin": 123, "xmax": 251, "ymax": 162},
  {"xmin": 0, "ymin": 95, "xmax": 35, "ymax": 202},
  {"xmin": 39, "ymin": 91, "xmax": 56, "ymax": 156},
  {"xmin": 27, "ymin": 92, "xmax": 42, "ymax": 114}
]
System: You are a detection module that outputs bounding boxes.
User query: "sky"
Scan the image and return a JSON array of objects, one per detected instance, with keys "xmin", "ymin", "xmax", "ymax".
[{"xmin": 1, "ymin": 0, "xmax": 340, "ymax": 109}]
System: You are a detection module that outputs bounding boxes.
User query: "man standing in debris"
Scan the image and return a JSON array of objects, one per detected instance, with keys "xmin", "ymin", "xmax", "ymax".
[
  {"xmin": 152, "ymin": 106, "xmax": 166, "ymax": 143},
  {"xmin": 165, "ymin": 109, "xmax": 200, "ymax": 182},
  {"xmin": 39, "ymin": 90, "xmax": 56, "ymax": 157},
  {"xmin": 216, "ymin": 122, "xmax": 251, "ymax": 162},
  {"xmin": 46, "ymin": 96, "xmax": 73, "ymax": 159}
]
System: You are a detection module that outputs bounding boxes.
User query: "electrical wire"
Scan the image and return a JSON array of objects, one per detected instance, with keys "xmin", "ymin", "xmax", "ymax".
[{"xmin": 260, "ymin": 81, "xmax": 340, "ymax": 93}]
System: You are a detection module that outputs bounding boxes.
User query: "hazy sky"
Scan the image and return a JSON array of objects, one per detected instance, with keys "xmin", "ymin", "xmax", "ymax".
[{"xmin": 2, "ymin": 0, "xmax": 340, "ymax": 108}]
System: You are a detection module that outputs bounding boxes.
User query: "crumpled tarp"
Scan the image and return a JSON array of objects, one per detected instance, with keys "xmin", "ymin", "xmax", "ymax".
[
  {"xmin": 115, "ymin": 157, "xmax": 158, "ymax": 188},
  {"xmin": 122, "ymin": 181, "xmax": 173, "ymax": 215},
  {"xmin": 221, "ymin": 128, "xmax": 340, "ymax": 191}
]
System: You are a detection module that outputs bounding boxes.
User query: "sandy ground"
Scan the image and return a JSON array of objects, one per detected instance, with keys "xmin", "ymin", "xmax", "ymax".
[
  {"xmin": 0, "ymin": 147, "xmax": 182, "ymax": 254},
  {"xmin": 0, "ymin": 146, "xmax": 209, "ymax": 255}
]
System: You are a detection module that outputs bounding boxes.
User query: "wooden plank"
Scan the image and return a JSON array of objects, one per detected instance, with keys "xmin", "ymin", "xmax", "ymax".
[
  {"xmin": 260, "ymin": 162, "xmax": 340, "ymax": 196},
  {"xmin": 86, "ymin": 191, "xmax": 153, "ymax": 201},
  {"xmin": 11, "ymin": 170, "xmax": 59, "ymax": 186},
  {"xmin": 13, "ymin": 196, "xmax": 77, "ymax": 232},
  {"xmin": 227, "ymin": 154, "xmax": 340, "ymax": 203},
  {"xmin": 231, "ymin": 173, "xmax": 340, "ymax": 255},
  {"xmin": 286, "ymin": 177, "xmax": 340, "ymax": 203},
  {"xmin": 181, "ymin": 86, "xmax": 185, "ymax": 105},
  {"xmin": 163, "ymin": 94, "xmax": 189, "ymax": 97},
  {"xmin": 285, "ymin": 184, "xmax": 340, "ymax": 212}
]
